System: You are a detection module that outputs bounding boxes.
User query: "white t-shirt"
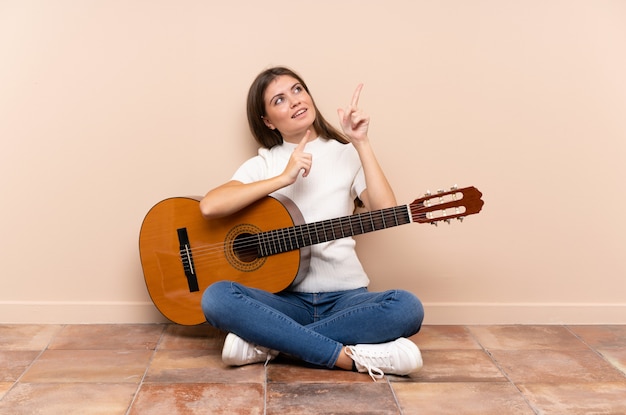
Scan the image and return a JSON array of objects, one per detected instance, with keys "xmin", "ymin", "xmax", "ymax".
[{"xmin": 231, "ymin": 137, "xmax": 370, "ymax": 292}]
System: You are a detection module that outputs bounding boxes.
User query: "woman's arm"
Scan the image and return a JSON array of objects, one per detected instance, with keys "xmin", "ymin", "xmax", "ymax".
[
  {"xmin": 199, "ymin": 178, "xmax": 286, "ymax": 218},
  {"xmin": 352, "ymin": 141, "xmax": 396, "ymax": 211},
  {"xmin": 337, "ymin": 84, "xmax": 396, "ymax": 211},
  {"xmin": 199, "ymin": 132, "xmax": 312, "ymax": 219}
]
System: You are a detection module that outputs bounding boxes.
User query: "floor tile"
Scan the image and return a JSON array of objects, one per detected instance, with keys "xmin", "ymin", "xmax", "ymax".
[
  {"xmin": 568, "ymin": 325, "xmax": 626, "ymax": 349},
  {"xmin": 411, "ymin": 325, "xmax": 481, "ymax": 350},
  {"xmin": 518, "ymin": 382, "xmax": 626, "ymax": 415},
  {"xmin": 145, "ymin": 349, "xmax": 265, "ymax": 384},
  {"xmin": 1, "ymin": 323, "xmax": 624, "ymax": 414},
  {"xmin": 488, "ymin": 349, "xmax": 626, "ymax": 384},
  {"xmin": 129, "ymin": 383, "xmax": 264, "ymax": 415},
  {"xmin": 49, "ymin": 324, "xmax": 165, "ymax": 350},
  {"xmin": 402, "ymin": 350, "xmax": 506, "ymax": 383},
  {"xmin": 21, "ymin": 349, "xmax": 153, "ymax": 383},
  {"xmin": 0, "ymin": 382, "xmax": 137, "ymax": 415},
  {"xmin": 0, "ymin": 382, "xmax": 13, "ymax": 399},
  {"xmin": 596, "ymin": 347, "xmax": 626, "ymax": 376},
  {"xmin": 0, "ymin": 324, "xmax": 63, "ymax": 351},
  {"xmin": 0, "ymin": 350, "xmax": 40, "ymax": 381},
  {"xmin": 469, "ymin": 325, "xmax": 587, "ymax": 350},
  {"xmin": 393, "ymin": 382, "xmax": 535, "ymax": 415},
  {"xmin": 267, "ymin": 382, "xmax": 400, "ymax": 414},
  {"xmin": 158, "ymin": 323, "xmax": 225, "ymax": 350},
  {"xmin": 267, "ymin": 359, "xmax": 372, "ymax": 383}
]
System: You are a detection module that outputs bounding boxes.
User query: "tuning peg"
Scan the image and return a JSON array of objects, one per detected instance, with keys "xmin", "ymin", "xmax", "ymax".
[
  {"xmin": 431, "ymin": 221, "xmax": 438, "ymax": 227},
  {"xmin": 445, "ymin": 219, "xmax": 451, "ymax": 225},
  {"xmin": 457, "ymin": 217, "xmax": 464, "ymax": 222},
  {"xmin": 424, "ymin": 190, "xmax": 432, "ymax": 196},
  {"xmin": 450, "ymin": 184, "xmax": 458, "ymax": 190},
  {"xmin": 437, "ymin": 189, "xmax": 445, "ymax": 194}
]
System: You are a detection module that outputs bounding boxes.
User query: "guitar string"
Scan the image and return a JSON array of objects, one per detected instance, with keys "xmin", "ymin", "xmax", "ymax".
[
  {"xmin": 187, "ymin": 205, "xmax": 410, "ymax": 256},
  {"xmin": 185, "ymin": 197, "xmax": 471, "ymax": 262},
  {"xmin": 170, "ymin": 189, "xmax": 478, "ymax": 271},
  {"xmin": 181, "ymin": 206, "xmax": 423, "ymax": 269},
  {"xmin": 187, "ymin": 212, "xmax": 402, "ymax": 259},
  {"xmin": 184, "ymin": 189, "xmax": 474, "ymax": 259}
]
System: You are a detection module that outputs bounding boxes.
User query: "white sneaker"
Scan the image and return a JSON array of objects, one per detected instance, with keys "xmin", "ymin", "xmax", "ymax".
[
  {"xmin": 221, "ymin": 333, "xmax": 278, "ymax": 366},
  {"xmin": 345, "ymin": 338, "xmax": 423, "ymax": 381}
]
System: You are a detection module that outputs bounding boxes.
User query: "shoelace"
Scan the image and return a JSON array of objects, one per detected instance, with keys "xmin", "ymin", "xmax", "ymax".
[
  {"xmin": 262, "ymin": 350, "xmax": 273, "ymax": 367},
  {"xmin": 252, "ymin": 346, "xmax": 276, "ymax": 367},
  {"xmin": 345, "ymin": 346, "xmax": 385, "ymax": 382}
]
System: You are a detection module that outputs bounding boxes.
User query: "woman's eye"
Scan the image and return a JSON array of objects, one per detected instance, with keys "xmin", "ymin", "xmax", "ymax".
[
  {"xmin": 274, "ymin": 97, "xmax": 283, "ymax": 105},
  {"xmin": 294, "ymin": 85, "xmax": 302, "ymax": 93}
]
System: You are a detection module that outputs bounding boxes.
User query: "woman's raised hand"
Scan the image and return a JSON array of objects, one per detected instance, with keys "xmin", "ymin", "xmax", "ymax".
[
  {"xmin": 282, "ymin": 130, "xmax": 312, "ymax": 183},
  {"xmin": 337, "ymin": 84, "xmax": 370, "ymax": 145}
]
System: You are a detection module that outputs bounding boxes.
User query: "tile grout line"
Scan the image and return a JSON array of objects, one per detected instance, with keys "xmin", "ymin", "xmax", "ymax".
[
  {"xmin": 385, "ymin": 376, "xmax": 404, "ymax": 415},
  {"xmin": 1, "ymin": 324, "xmax": 68, "ymax": 403},
  {"xmin": 263, "ymin": 362, "xmax": 268, "ymax": 415},
  {"xmin": 465, "ymin": 324, "xmax": 541, "ymax": 415},
  {"xmin": 564, "ymin": 324, "xmax": 626, "ymax": 378},
  {"xmin": 123, "ymin": 324, "xmax": 168, "ymax": 415}
]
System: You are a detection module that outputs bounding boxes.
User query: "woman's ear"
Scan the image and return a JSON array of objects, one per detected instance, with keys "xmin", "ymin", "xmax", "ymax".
[{"xmin": 261, "ymin": 116, "xmax": 275, "ymax": 130}]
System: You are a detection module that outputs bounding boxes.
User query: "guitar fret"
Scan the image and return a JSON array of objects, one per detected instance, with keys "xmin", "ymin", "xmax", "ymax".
[
  {"xmin": 281, "ymin": 228, "xmax": 289, "ymax": 252},
  {"xmin": 322, "ymin": 221, "xmax": 330, "ymax": 242},
  {"xmin": 263, "ymin": 231, "xmax": 270, "ymax": 255},
  {"xmin": 264, "ymin": 230, "xmax": 271, "ymax": 255},
  {"xmin": 294, "ymin": 225, "xmax": 303, "ymax": 248},
  {"xmin": 309, "ymin": 223, "xmax": 319, "ymax": 245},
  {"xmin": 286, "ymin": 227, "xmax": 293, "ymax": 251},
  {"xmin": 290, "ymin": 227, "xmax": 299, "ymax": 249},
  {"xmin": 284, "ymin": 228, "xmax": 291, "ymax": 252},
  {"xmin": 275, "ymin": 229, "xmax": 281, "ymax": 253},
  {"xmin": 266, "ymin": 231, "xmax": 273, "ymax": 255},
  {"xmin": 272, "ymin": 229, "xmax": 280, "ymax": 255},
  {"xmin": 257, "ymin": 233, "xmax": 266, "ymax": 257},
  {"xmin": 308, "ymin": 224, "xmax": 315, "ymax": 245}
]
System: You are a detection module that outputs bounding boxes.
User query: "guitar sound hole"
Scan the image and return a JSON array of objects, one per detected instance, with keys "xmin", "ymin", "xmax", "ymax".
[{"xmin": 233, "ymin": 233, "xmax": 259, "ymax": 263}]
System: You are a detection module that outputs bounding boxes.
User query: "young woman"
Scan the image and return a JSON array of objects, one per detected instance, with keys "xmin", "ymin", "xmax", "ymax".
[{"xmin": 200, "ymin": 66, "xmax": 424, "ymax": 380}]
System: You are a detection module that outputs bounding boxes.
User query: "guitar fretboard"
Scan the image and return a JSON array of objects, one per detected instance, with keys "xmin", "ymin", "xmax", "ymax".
[{"xmin": 256, "ymin": 205, "xmax": 412, "ymax": 257}]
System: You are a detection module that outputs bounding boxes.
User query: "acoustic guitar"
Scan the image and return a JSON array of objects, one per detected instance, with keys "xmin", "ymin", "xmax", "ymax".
[{"xmin": 139, "ymin": 186, "xmax": 484, "ymax": 325}]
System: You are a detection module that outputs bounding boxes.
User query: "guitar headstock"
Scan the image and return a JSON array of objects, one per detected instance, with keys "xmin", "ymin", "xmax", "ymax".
[{"xmin": 410, "ymin": 186, "xmax": 484, "ymax": 225}]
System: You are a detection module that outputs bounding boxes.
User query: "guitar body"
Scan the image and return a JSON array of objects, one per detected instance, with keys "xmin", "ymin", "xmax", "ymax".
[{"xmin": 139, "ymin": 195, "xmax": 309, "ymax": 325}]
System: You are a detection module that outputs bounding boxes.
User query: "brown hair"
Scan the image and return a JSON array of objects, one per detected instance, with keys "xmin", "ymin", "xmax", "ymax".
[{"xmin": 246, "ymin": 66, "xmax": 349, "ymax": 148}]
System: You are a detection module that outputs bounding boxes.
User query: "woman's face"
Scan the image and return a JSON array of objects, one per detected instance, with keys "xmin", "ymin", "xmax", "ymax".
[{"xmin": 262, "ymin": 75, "xmax": 317, "ymax": 143}]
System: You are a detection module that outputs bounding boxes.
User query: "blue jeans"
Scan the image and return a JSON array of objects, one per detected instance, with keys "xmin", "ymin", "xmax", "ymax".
[{"xmin": 201, "ymin": 281, "xmax": 424, "ymax": 368}]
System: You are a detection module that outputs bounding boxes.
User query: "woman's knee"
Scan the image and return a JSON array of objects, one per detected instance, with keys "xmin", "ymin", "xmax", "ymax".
[
  {"xmin": 395, "ymin": 290, "xmax": 425, "ymax": 332},
  {"xmin": 201, "ymin": 280, "xmax": 233, "ymax": 321}
]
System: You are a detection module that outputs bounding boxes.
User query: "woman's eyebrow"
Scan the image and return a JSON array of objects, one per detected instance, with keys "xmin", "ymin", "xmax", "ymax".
[{"xmin": 269, "ymin": 83, "xmax": 300, "ymax": 103}]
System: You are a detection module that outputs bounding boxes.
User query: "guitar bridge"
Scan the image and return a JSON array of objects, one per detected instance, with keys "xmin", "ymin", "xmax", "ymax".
[{"xmin": 177, "ymin": 228, "xmax": 199, "ymax": 292}]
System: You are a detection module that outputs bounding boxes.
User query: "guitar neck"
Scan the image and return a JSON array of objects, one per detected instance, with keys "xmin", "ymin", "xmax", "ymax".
[
  {"xmin": 254, "ymin": 185, "xmax": 484, "ymax": 258},
  {"xmin": 256, "ymin": 205, "xmax": 412, "ymax": 257}
]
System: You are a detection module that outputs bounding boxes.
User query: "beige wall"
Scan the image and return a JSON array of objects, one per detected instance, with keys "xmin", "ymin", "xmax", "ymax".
[{"xmin": 1, "ymin": 0, "xmax": 625, "ymax": 324}]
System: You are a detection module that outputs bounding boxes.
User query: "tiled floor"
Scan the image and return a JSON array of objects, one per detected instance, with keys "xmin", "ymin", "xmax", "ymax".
[{"xmin": 1, "ymin": 324, "xmax": 625, "ymax": 414}]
